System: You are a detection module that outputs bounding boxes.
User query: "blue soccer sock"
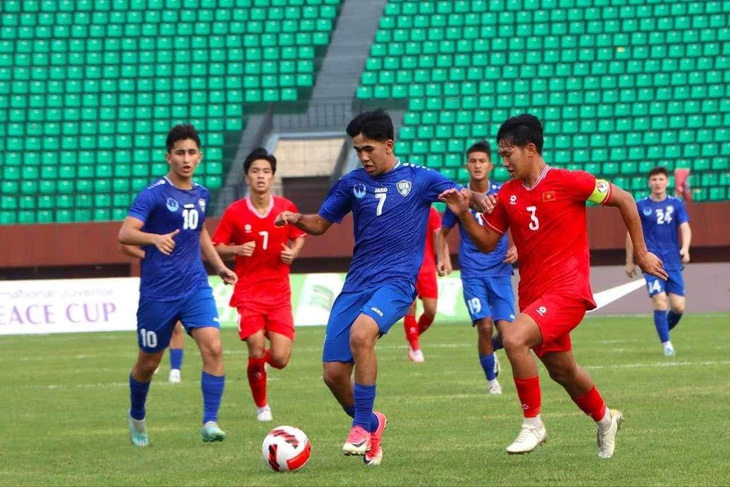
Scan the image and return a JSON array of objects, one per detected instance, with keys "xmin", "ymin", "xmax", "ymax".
[
  {"xmin": 343, "ymin": 404, "xmax": 379, "ymax": 432},
  {"xmin": 491, "ymin": 336, "xmax": 503, "ymax": 352},
  {"xmin": 201, "ymin": 372, "xmax": 225, "ymax": 424},
  {"xmin": 480, "ymin": 353, "xmax": 497, "ymax": 381},
  {"xmin": 353, "ymin": 383, "xmax": 376, "ymax": 431},
  {"xmin": 169, "ymin": 348, "xmax": 183, "ymax": 370},
  {"xmin": 654, "ymin": 310, "xmax": 670, "ymax": 343},
  {"xmin": 129, "ymin": 374, "xmax": 151, "ymax": 421},
  {"xmin": 667, "ymin": 311, "xmax": 683, "ymax": 331},
  {"xmin": 343, "ymin": 405, "xmax": 355, "ymax": 418}
]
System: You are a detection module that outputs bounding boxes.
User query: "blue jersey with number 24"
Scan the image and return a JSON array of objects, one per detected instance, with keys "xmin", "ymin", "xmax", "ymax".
[{"xmin": 636, "ymin": 195, "xmax": 689, "ymax": 271}]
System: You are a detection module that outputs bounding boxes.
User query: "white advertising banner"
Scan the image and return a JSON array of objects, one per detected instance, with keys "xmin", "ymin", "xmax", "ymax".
[{"xmin": 0, "ymin": 277, "xmax": 140, "ymax": 335}]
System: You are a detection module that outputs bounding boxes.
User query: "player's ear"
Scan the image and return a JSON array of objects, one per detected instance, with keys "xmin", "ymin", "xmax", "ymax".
[{"xmin": 385, "ymin": 139, "xmax": 394, "ymax": 153}]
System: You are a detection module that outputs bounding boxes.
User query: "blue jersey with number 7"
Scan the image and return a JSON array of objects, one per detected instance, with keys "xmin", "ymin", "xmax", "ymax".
[{"xmin": 127, "ymin": 177, "xmax": 212, "ymax": 300}]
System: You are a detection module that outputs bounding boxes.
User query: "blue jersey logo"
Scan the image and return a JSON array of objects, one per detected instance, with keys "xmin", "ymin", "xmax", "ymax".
[
  {"xmin": 353, "ymin": 184, "xmax": 366, "ymax": 199},
  {"xmin": 166, "ymin": 198, "xmax": 179, "ymax": 212},
  {"xmin": 397, "ymin": 180, "xmax": 412, "ymax": 196},
  {"xmin": 643, "ymin": 207, "xmax": 652, "ymax": 216}
]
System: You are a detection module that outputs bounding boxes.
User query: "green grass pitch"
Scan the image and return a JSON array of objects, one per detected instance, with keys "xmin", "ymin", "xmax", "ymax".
[{"xmin": 1, "ymin": 313, "xmax": 728, "ymax": 486}]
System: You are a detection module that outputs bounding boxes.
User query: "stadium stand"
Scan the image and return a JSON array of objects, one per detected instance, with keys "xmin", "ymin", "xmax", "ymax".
[
  {"xmin": 356, "ymin": 0, "xmax": 730, "ymax": 200},
  {"xmin": 0, "ymin": 0, "xmax": 342, "ymax": 224}
]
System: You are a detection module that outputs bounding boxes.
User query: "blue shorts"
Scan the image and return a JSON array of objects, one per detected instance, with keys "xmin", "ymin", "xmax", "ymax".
[
  {"xmin": 322, "ymin": 284, "xmax": 415, "ymax": 363},
  {"xmin": 644, "ymin": 269, "xmax": 685, "ymax": 297},
  {"xmin": 462, "ymin": 276, "xmax": 516, "ymax": 325},
  {"xmin": 136, "ymin": 287, "xmax": 219, "ymax": 353}
]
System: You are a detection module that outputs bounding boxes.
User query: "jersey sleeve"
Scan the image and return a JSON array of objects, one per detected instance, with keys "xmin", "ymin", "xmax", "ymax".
[
  {"xmin": 441, "ymin": 206, "xmax": 457, "ymax": 229},
  {"xmin": 676, "ymin": 199, "xmax": 690, "ymax": 224},
  {"xmin": 318, "ymin": 177, "xmax": 352, "ymax": 224},
  {"xmin": 484, "ymin": 187, "xmax": 509, "ymax": 236},
  {"xmin": 422, "ymin": 168, "xmax": 461, "ymax": 203},
  {"xmin": 566, "ymin": 170, "xmax": 612, "ymax": 205},
  {"xmin": 127, "ymin": 188, "xmax": 156, "ymax": 223},
  {"xmin": 211, "ymin": 206, "xmax": 236, "ymax": 245}
]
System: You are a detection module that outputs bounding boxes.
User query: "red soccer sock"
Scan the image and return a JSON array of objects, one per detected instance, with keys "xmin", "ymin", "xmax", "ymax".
[
  {"xmin": 404, "ymin": 315, "xmax": 420, "ymax": 350},
  {"xmin": 247, "ymin": 356, "xmax": 268, "ymax": 408},
  {"xmin": 514, "ymin": 376, "xmax": 542, "ymax": 418},
  {"xmin": 417, "ymin": 314, "xmax": 435, "ymax": 335},
  {"xmin": 571, "ymin": 385, "xmax": 607, "ymax": 422}
]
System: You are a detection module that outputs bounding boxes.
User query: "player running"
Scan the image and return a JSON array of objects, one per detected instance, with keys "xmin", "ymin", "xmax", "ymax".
[
  {"xmin": 119, "ymin": 124, "xmax": 237, "ymax": 446},
  {"xmin": 440, "ymin": 114, "xmax": 666, "ymax": 459},
  {"xmin": 213, "ymin": 148, "xmax": 306, "ymax": 422}
]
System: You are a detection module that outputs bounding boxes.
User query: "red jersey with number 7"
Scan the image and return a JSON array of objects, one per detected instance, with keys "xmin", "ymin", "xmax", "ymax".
[
  {"xmin": 484, "ymin": 166, "xmax": 611, "ymax": 311},
  {"xmin": 212, "ymin": 196, "xmax": 306, "ymax": 308}
]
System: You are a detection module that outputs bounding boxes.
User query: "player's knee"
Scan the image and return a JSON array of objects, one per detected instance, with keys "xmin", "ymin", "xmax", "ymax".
[
  {"xmin": 322, "ymin": 367, "xmax": 346, "ymax": 391},
  {"xmin": 476, "ymin": 319, "xmax": 494, "ymax": 337},
  {"xmin": 502, "ymin": 332, "xmax": 529, "ymax": 355},
  {"xmin": 269, "ymin": 352, "xmax": 289, "ymax": 369}
]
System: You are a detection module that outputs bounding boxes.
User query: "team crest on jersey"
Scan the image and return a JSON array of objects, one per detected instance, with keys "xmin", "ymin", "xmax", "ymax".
[
  {"xmin": 396, "ymin": 180, "xmax": 412, "ymax": 197},
  {"xmin": 244, "ymin": 224, "xmax": 252, "ymax": 233},
  {"xmin": 353, "ymin": 184, "xmax": 366, "ymax": 199},
  {"xmin": 198, "ymin": 198, "xmax": 206, "ymax": 213},
  {"xmin": 509, "ymin": 194, "xmax": 517, "ymax": 205},
  {"xmin": 643, "ymin": 207, "xmax": 652, "ymax": 216},
  {"xmin": 166, "ymin": 197, "xmax": 179, "ymax": 212}
]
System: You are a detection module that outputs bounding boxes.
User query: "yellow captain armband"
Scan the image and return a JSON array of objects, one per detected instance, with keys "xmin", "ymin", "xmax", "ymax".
[{"xmin": 588, "ymin": 179, "xmax": 612, "ymax": 205}]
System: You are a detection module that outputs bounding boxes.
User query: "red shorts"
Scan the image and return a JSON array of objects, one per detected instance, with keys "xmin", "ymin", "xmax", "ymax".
[
  {"xmin": 236, "ymin": 301, "xmax": 295, "ymax": 341},
  {"xmin": 415, "ymin": 267, "xmax": 438, "ymax": 299},
  {"xmin": 522, "ymin": 294, "xmax": 588, "ymax": 358}
]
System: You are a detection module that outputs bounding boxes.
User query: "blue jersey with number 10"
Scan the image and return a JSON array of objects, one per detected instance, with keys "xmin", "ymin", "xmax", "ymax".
[
  {"xmin": 318, "ymin": 162, "xmax": 458, "ymax": 294},
  {"xmin": 636, "ymin": 195, "xmax": 689, "ymax": 271},
  {"xmin": 127, "ymin": 177, "xmax": 212, "ymax": 301}
]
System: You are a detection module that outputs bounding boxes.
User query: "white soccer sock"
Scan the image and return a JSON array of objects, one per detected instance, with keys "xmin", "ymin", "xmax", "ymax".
[
  {"xmin": 524, "ymin": 415, "xmax": 543, "ymax": 427},
  {"xmin": 597, "ymin": 408, "xmax": 612, "ymax": 432}
]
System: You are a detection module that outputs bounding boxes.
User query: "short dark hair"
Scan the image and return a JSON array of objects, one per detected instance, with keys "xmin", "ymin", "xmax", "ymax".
[
  {"xmin": 346, "ymin": 108, "xmax": 394, "ymax": 141},
  {"xmin": 496, "ymin": 114, "xmax": 544, "ymax": 154},
  {"xmin": 166, "ymin": 124, "xmax": 201, "ymax": 153},
  {"xmin": 648, "ymin": 166, "xmax": 669, "ymax": 178},
  {"xmin": 467, "ymin": 140, "xmax": 492, "ymax": 159},
  {"xmin": 243, "ymin": 148, "xmax": 277, "ymax": 175}
]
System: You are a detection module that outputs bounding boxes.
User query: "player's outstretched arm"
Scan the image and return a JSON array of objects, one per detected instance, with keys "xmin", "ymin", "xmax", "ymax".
[
  {"xmin": 439, "ymin": 188, "xmax": 501, "ymax": 253},
  {"xmin": 435, "ymin": 227, "xmax": 453, "ymax": 276},
  {"xmin": 118, "ymin": 216, "xmax": 180, "ymax": 256},
  {"xmin": 200, "ymin": 228, "xmax": 238, "ymax": 285},
  {"xmin": 606, "ymin": 184, "xmax": 668, "ymax": 280},
  {"xmin": 274, "ymin": 212, "xmax": 333, "ymax": 236},
  {"xmin": 679, "ymin": 222, "xmax": 692, "ymax": 264}
]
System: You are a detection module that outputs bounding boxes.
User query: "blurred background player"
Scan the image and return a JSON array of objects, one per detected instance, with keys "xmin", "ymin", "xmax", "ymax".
[
  {"xmin": 403, "ymin": 205, "xmax": 444, "ymax": 363},
  {"xmin": 437, "ymin": 141, "xmax": 517, "ymax": 395},
  {"xmin": 626, "ymin": 166, "xmax": 692, "ymax": 357},
  {"xmin": 440, "ymin": 114, "xmax": 666, "ymax": 458},
  {"xmin": 118, "ymin": 124, "xmax": 237, "ymax": 447},
  {"xmin": 121, "ymin": 244, "xmax": 186, "ymax": 384},
  {"xmin": 212, "ymin": 148, "xmax": 306, "ymax": 422},
  {"xmin": 274, "ymin": 109, "xmax": 461, "ymax": 466}
]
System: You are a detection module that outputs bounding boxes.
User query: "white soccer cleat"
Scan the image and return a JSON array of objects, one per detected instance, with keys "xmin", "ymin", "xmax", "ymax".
[
  {"xmin": 597, "ymin": 409, "xmax": 624, "ymax": 459},
  {"xmin": 506, "ymin": 422, "xmax": 547, "ymax": 454},
  {"xmin": 168, "ymin": 369, "xmax": 181, "ymax": 384},
  {"xmin": 663, "ymin": 343, "xmax": 676, "ymax": 357},
  {"xmin": 487, "ymin": 380, "xmax": 502, "ymax": 395},
  {"xmin": 257, "ymin": 405, "xmax": 273, "ymax": 422},
  {"xmin": 407, "ymin": 347, "xmax": 425, "ymax": 363}
]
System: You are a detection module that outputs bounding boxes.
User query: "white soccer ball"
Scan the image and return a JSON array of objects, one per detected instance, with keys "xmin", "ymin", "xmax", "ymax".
[{"xmin": 262, "ymin": 425, "xmax": 312, "ymax": 472}]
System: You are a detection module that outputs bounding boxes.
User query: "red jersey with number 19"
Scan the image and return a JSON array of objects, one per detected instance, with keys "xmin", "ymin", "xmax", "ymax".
[
  {"xmin": 212, "ymin": 196, "xmax": 306, "ymax": 308},
  {"xmin": 484, "ymin": 167, "xmax": 611, "ymax": 311}
]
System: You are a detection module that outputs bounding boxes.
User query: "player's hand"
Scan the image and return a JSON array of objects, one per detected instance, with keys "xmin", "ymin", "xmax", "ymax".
[
  {"xmin": 280, "ymin": 243, "xmax": 299, "ymax": 264},
  {"xmin": 217, "ymin": 266, "xmax": 238, "ymax": 285},
  {"xmin": 154, "ymin": 229, "xmax": 180, "ymax": 255},
  {"xmin": 625, "ymin": 262, "xmax": 638, "ymax": 278},
  {"xmin": 503, "ymin": 245, "xmax": 518, "ymax": 264},
  {"xmin": 470, "ymin": 192, "xmax": 498, "ymax": 214},
  {"xmin": 236, "ymin": 241, "xmax": 256, "ymax": 257},
  {"xmin": 680, "ymin": 248, "xmax": 690, "ymax": 264},
  {"xmin": 635, "ymin": 251, "xmax": 667, "ymax": 281},
  {"xmin": 436, "ymin": 259, "xmax": 453, "ymax": 276},
  {"xmin": 275, "ymin": 211, "xmax": 300, "ymax": 227},
  {"xmin": 438, "ymin": 188, "xmax": 471, "ymax": 216}
]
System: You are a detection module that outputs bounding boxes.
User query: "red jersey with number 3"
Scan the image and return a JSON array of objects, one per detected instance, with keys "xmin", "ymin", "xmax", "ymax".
[
  {"xmin": 485, "ymin": 167, "xmax": 610, "ymax": 311},
  {"xmin": 212, "ymin": 196, "xmax": 306, "ymax": 307}
]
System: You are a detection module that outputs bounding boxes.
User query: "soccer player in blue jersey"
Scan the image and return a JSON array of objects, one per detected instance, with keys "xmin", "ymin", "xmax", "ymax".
[
  {"xmin": 437, "ymin": 141, "xmax": 517, "ymax": 395},
  {"xmin": 625, "ymin": 166, "xmax": 692, "ymax": 356},
  {"xmin": 118, "ymin": 124, "xmax": 238, "ymax": 447},
  {"xmin": 275, "ymin": 109, "xmax": 460, "ymax": 466}
]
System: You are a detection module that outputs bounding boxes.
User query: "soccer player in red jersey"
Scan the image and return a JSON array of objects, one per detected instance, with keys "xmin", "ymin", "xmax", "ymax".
[
  {"xmin": 403, "ymin": 205, "xmax": 443, "ymax": 363},
  {"xmin": 212, "ymin": 148, "xmax": 306, "ymax": 422},
  {"xmin": 440, "ymin": 114, "xmax": 666, "ymax": 459}
]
